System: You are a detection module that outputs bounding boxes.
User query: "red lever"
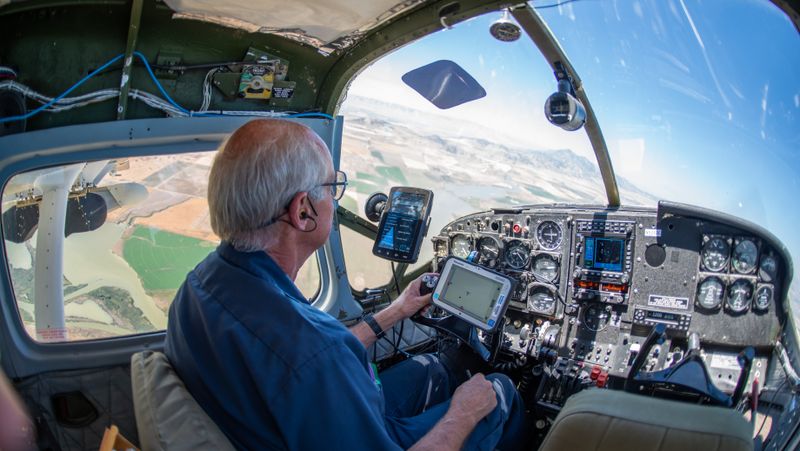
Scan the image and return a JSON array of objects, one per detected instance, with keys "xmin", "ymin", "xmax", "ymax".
[{"xmin": 596, "ymin": 371, "xmax": 608, "ymax": 388}]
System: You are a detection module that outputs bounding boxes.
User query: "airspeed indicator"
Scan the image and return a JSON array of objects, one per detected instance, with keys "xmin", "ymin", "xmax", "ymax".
[{"xmin": 451, "ymin": 235, "xmax": 471, "ymax": 259}]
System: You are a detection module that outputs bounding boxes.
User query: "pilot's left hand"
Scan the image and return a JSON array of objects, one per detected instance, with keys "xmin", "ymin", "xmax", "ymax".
[{"xmin": 393, "ymin": 272, "xmax": 438, "ymax": 320}]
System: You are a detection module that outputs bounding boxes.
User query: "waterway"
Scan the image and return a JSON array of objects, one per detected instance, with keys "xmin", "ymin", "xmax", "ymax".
[{"xmin": 62, "ymin": 223, "xmax": 167, "ymax": 329}]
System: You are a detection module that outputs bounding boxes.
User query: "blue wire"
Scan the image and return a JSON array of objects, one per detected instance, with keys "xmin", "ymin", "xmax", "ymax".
[
  {"xmin": 288, "ymin": 112, "xmax": 335, "ymax": 120},
  {"xmin": 0, "ymin": 51, "xmax": 334, "ymax": 123},
  {"xmin": 132, "ymin": 51, "xmax": 195, "ymax": 116},
  {"xmin": 0, "ymin": 53, "xmax": 125, "ymax": 124}
]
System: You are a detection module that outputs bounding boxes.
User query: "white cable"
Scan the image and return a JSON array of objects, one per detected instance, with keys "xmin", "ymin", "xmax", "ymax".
[
  {"xmin": 0, "ymin": 81, "xmax": 291, "ymax": 118},
  {"xmin": 0, "ymin": 66, "xmax": 17, "ymax": 78},
  {"xmin": 199, "ymin": 68, "xmax": 220, "ymax": 112}
]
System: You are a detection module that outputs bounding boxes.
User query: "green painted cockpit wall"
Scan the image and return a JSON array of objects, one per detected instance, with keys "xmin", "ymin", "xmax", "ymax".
[
  {"xmin": 0, "ymin": 0, "xmax": 512, "ymax": 132},
  {"xmin": 0, "ymin": 0, "xmax": 332, "ymax": 130}
]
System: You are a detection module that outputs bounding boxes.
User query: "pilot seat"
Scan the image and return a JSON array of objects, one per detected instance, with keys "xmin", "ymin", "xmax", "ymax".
[{"xmin": 130, "ymin": 351, "xmax": 235, "ymax": 451}]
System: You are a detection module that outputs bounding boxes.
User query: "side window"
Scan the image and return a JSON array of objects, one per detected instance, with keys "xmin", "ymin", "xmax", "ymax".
[
  {"xmin": 340, "ymin": 226, "xmax": 393, "ymax": 292},
  {"xmin": 3, "ymin": 153, "xmax": 320, "ymax": 342}
]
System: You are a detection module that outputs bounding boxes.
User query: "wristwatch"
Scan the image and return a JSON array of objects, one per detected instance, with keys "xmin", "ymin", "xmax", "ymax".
[{"xmin": 363, "ymin": 313, "xmax": 385, "ymax": 339}]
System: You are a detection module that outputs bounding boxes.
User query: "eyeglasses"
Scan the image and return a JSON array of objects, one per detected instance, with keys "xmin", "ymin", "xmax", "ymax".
[{"xmin": 319, "ymin": 170, "xmax": 348, "ymax": 201}]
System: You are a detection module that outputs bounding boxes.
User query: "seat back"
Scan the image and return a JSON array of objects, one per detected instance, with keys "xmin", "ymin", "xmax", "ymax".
[
  {"xmin": 540, "ymin": 388, "xmax": 753, "ymax": 451},
  {"xmin": 130, "ymin": 351, "xmax": 236, "ymax": 451}
]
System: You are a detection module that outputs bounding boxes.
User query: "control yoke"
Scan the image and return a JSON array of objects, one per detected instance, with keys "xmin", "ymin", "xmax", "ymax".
[
  {"xmin": 625, "ymin": 323, "xmax": 755, "ymax": 407},
  {"xmin": 413, "ymin": 274, "xmax": 493, "ymax": 361}
]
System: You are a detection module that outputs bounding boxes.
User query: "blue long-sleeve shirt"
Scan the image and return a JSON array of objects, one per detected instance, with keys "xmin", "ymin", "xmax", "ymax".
[{"xmin": 165, "ymin": 242, "xmax": 401, "ymax": 450}]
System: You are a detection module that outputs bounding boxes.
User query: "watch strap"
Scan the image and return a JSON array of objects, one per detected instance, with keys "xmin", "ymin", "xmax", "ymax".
[{"xmin": 363, "ymin": 313, "xmax": 385, "ymax": 339}]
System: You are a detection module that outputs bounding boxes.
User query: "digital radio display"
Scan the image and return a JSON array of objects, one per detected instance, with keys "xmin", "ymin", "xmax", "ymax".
[
  {"xmin": 584, "ymin": 237, "xmax": 624, "ymax": 272},
  {"xmin": 646, "ymin": 310, "xmax": 680, "ymax": 325}
]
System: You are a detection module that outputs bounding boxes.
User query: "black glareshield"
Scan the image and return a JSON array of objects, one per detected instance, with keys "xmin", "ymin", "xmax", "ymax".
[{"xmin": 372, "ymin": 187, "xmax": 433, "ymax": 263}]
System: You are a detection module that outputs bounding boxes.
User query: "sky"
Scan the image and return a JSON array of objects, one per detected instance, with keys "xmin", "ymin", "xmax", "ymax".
[{"xmin": 345, "ymin": 0, "xmax": 800, "ymax": 301}]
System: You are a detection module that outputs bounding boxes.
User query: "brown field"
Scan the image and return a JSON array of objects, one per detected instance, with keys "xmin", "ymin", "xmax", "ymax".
[{"xmin": 134, "ymin": 197, "xmax": 218, "ymax": 242}]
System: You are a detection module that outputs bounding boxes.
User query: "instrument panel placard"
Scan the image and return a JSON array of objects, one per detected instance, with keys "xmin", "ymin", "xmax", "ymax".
[{"xmin": 647, "ymin": 295, "xmax": 690, "ymax": 310}]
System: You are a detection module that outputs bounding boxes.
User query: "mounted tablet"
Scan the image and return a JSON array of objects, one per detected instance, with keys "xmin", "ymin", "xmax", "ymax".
[
  {"xmin": 432, "ymin": 258, "xmax": 515, "ymax": 331},
  {"xmin": 372, "ymin": 187, "xmax": 433, "ymax": 263}
]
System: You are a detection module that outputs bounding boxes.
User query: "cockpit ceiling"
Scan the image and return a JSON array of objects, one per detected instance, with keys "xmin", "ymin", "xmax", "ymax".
[{"xmin": 162, "ymin": 0, "xmax": 428, "ymax": 54}]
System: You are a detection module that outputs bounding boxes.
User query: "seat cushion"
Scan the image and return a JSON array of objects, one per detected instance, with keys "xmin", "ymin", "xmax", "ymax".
[
  {"xmin": 130, "ymin": 351, "xmax": 236, "ymax": 451},
  {"xmin": 540, "ymin": 388, "xmax": 753, "ymax": 451}
]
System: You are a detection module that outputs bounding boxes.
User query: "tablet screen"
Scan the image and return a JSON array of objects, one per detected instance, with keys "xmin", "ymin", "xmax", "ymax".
[{"xmin": 438, "ymin": 264, "xmax": 505, "ymax": 323}]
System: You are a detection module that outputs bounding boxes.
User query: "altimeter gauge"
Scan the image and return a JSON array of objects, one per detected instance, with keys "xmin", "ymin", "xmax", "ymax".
[
  {"xmin": 536, "ymin": 221, "xmax": 562, "ymax": 250},
  {"xmin": 696, "ymin": 277, "xmax": 724, "ymax": 310},
  {"xmin": 450, "ymin": 235, "xmax": 471, "ymax": 259},
  {"xmin": 504, "ymin": 240, "xmax": 530, "ymax": 270},
  {"xmin": 726, "ymin": 279, "xmax": 753, "ymax": 313},
  {"xmin": 532, "ymin": 254, "xmax": 559, "ymax": 282},
  {"xmin": 732, "ymin": 239, "xmax": 758, "ymax": 274},
  {"xmin": 701, "ymin": 237, "xmax": 730, "ymax": 272}
]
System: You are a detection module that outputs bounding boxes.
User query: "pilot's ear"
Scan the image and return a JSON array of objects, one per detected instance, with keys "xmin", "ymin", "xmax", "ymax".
[{"xmin": 286, "ymin": 191, "xmax": 312, "ymax": 228}]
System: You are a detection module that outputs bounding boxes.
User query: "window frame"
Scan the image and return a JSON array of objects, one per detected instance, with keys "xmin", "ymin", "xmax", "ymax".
[{"xmin": 0, "ymin": 116, "xmax": 356, "ymax": 378}]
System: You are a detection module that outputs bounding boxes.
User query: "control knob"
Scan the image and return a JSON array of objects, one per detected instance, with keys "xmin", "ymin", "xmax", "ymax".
[{"xmin": 420, "ymin": 274, "xmax": 439, "ymax": 296}]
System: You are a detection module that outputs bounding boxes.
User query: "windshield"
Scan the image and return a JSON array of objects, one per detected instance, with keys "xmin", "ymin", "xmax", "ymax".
[
  {"xmin": 340, "ymin": 1, "xmax": 799, "ymax": 323},
  {"xmin": 339, "ymin": 9, "xmax": 654, "ymax": 281},
  {"xmin": 536, "ymin": 0, "xmax": 800, "ymax": 318}
]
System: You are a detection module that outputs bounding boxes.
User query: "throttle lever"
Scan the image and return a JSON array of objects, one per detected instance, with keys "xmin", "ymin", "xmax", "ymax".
[
  {"xmin": 731, "ymin": 347, "xmax": 755, "ymax": 406},
  {"xmin": 625, "ymin": 323, "xmax": 667, "ymax": 391}
]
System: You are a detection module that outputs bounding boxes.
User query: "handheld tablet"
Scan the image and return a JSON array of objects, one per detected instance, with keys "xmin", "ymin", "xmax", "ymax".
[
  {"xmin": 372, "ymin": 187, "xmax": 433, "ymax": 263},
  {"xmin": 431, "ymin": 258, "xmax": 515, "ymax": 331}
]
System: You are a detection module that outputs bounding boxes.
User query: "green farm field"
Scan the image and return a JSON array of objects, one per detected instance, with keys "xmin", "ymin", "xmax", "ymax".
[{"xmin": 123, "ymin": 225, "xmax": 216, "ymax": 292}]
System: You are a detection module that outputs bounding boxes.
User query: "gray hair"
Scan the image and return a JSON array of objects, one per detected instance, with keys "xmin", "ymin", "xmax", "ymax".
[{"xmin": 208, "ymin": 119, "xmax": 330, "ymax": 252}]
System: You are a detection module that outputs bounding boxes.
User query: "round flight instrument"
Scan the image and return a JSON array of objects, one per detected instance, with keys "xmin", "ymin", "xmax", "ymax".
[
  {"xmin": 504, "ymin": 240, "xmax": 530, "ymax": 270},
  {"xmin": 696, "ymin": 277, "xmax": 724, "ymax": 309},
  {"xmin": 726, "ymin": 279, "xmax": 753, "ymax": 313},
  {"xmin": 732, "ymin": 239, "xmax": 758, "ymax": 274},
  {"xmin": 477, "ymin": 236, "xmax": 501, "ymax": 261},
  {"xmin": 582, "ymin": 304, "xmax": 611, "ymax": 332},
  {"xmin": 450, "ymin": 235, "xmax": 471, "ymax": 259},
  {"xmin": 532, "ymin": 254, "xmax": 559, "ymax": 282},
  {"xmin": 536, "ymin": 221, "xmax": 562, "ymax": 250},
  {"xmin": 759, "ymin": 253, "xmax": 778, "ymax": 283},
  {"xmin": 527, "ymin": 284, "xmax": 557, "ymax": 315},
  {"xmin": 754, "ymin": 285, "xmax": 772, "ymax": 311},
  {"xmin": 701, "ymin": 237, "xmax": 730, "ymax": 272}
]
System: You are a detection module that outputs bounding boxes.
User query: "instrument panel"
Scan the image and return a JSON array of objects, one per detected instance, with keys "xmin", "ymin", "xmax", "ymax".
[{"xmin": 431, "ymin": 202, "xmax": 789, "ymax": 387}]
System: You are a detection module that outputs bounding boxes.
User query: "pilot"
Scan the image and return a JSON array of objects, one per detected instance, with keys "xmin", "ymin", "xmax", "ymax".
[{"xmin": 165, "ymin": 119, "xmax": 525, "ymax": 450}]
